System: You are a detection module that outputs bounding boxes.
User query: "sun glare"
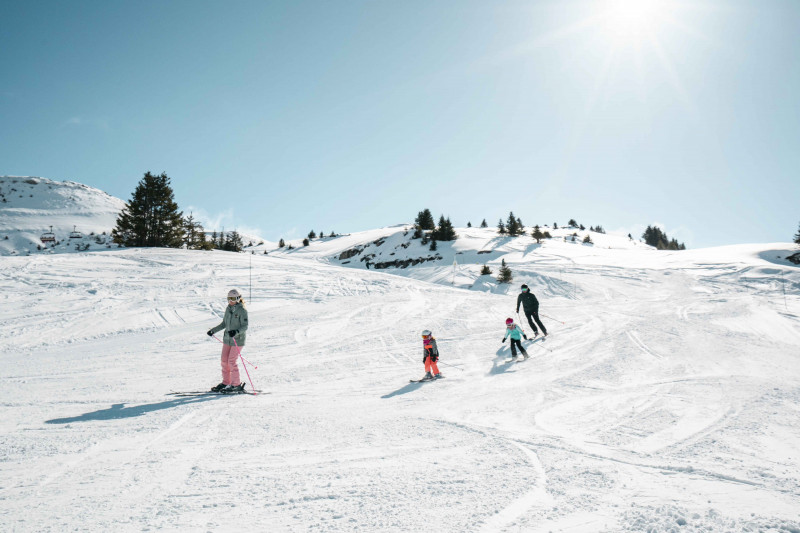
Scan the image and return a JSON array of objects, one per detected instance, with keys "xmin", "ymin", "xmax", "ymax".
[{"xmin": 599, "ymin": 0, "xmax": 668, "ymax": 41}]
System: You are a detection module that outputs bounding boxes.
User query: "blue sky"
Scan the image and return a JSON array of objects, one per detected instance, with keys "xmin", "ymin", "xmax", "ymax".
[{"xmin": 2, "ymin": 0, "xmax": 798, "ymax": 247}]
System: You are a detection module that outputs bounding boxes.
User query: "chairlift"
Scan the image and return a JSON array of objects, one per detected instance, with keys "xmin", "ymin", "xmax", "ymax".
[
  {"xmin": 40, "ymin": 225, "xmax": 56, "ymax": 244},
  {"xmin": 69, "ymin": 225, "xmax": 83, "ymax": 239}
]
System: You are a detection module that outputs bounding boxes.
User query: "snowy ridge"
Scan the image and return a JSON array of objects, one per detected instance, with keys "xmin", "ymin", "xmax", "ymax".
[
  {"xmin": 0, "ymin": 176, "xmax": 126, "ymax": 256},
  {"xmin": 1, "ymin": 238, "xmax": 799, "ymax": 531}
]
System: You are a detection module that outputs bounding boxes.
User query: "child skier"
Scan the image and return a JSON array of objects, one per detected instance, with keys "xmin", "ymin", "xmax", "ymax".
[
  {"xmin": 206, "ymin": 289, "xmax": 249, "ymax": 393},
  {"xmin": 502, "ymin": 318, "xmax": 529, "ymax": 360},
  {"xmin": 420, "ymin": 329, "xmax": 443, "ymax": 381}
]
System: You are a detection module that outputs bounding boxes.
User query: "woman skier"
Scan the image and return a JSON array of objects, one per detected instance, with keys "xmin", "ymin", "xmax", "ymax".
[
  {"xmin": 419, "ymin": 330, "xmax": 443, "ymax": 381},
  {"xmin": 502, "ymin": 317, "xmax": 529, "ymax": 361},
  {"xmin": 207, "ymin": 289, "xmax": 249, "ymax": 393}
]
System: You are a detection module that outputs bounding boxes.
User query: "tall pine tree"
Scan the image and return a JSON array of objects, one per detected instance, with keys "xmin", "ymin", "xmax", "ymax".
[{"xmin": 112, "ymin": 172, "xmax": 184, "ymax": 247}]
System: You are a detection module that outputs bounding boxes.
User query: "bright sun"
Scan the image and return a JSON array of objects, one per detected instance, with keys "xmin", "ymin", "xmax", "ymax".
[{"xmin": 598, "ymin": 0, "xmax": 668, "ymax": 42}]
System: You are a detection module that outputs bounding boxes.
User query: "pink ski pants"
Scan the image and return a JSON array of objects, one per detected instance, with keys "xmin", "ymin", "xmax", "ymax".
[{"xmin": 221, "ymin": 344, "xmax": 241, "ymax": 386}]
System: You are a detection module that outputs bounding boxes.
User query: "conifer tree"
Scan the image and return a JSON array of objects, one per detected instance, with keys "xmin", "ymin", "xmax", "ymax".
[
  {"xmin": 303, "ymin": 238, "xmax": 310, "ymax": 246},
  {"xmin": 794, "ymin": 222, "xmax": 800, "ymax": 245},
  {"xmin": 433, "ymin": 215, "xmax": 457, "ymax": 241},
  {"xmin": 568, "ymin": 219, "xmax": 578, "ymax": 228},
  {"xmin": 480, "ymin": 219, "xmax": 488, "ymax": 228},
  {"xmin": 583, "ymin": 234, "xmax": 593, "ymax": 244},
  {"xmin": 279, "ymin": 238, "xmax": 285, "ymax": 248},
  {"xmin": 429, "ymin": 238, "xmax": 437, "ymax": 251},
  {"xmin": 308, "ymin": 230, "xmax": 316, "ymax": 239},
  {"xmin": 497, "ymin": 259, "xmax": 513, "ymax": 283},
  {"xmin": 498, "ymin": 219, "xmax": 506, "ymax": 235},
  {"xmin": 225, "ymin": 230, "xmax": 244, "ymax": 252},
  {"xmin": 554, "ymin": 222, "xmax": 558, "ymax": 229},
  {"xmin": 480, "ymin": 264, "xmax": 492, "ymax": 276},
  {"xmin": 467, "ymin": 222, "xmax": 472, "ymax": 228},
  {"xmin": 112, "ymin": 171, "xmax": 184, "ymax": 247},
  {"xmin": 506, "ymin": 212, "xmax": 520, "ymax": 236},
  {"xmin": 531, "ymin": 225, "xmax": 544, "ymax": 244},
  {"xmin": 415, "ymin": 209, "xmax": 435, "ymax": 231}
]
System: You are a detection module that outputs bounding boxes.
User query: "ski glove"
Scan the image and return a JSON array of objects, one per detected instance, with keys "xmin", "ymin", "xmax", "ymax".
[
  {"xmin": 523, "ymin": 335, "xmax": 528, "ymax": 340},
  {"xmin": 207, "ymin": 330, "xmax": 213, "ymax": 337},
  {"xmin": 501, "ymin": 337, "xmax": 506, "ymax": 343},
  {"xmin": 228, "ymin": 329, "xmax": 238, "ymax": 337}
]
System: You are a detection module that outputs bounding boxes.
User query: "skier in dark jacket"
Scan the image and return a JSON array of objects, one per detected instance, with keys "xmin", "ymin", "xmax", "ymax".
[{"xmin": 516, "ymin": 284, "xmax": 548, "ymax": 337}]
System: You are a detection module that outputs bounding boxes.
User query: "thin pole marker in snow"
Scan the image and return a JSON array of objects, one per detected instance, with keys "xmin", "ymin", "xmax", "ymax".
[{"xmin": 781, "ymin": 273, "xmax": 788, "ymax": 311}]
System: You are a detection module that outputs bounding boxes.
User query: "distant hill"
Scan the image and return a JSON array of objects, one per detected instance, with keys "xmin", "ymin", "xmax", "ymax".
[{"xmin": 0, "ymin": 176, "xmax": 126, "ymax": 256}]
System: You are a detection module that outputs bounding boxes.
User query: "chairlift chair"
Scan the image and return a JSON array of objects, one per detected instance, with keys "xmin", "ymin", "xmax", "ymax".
[
  {"xmin": 40, "ymin": 225, "xmax": 56, "ymax": 244},
  {"xmin": 69, "ymin": 225, "xmax": 83, "ymax": 239}
]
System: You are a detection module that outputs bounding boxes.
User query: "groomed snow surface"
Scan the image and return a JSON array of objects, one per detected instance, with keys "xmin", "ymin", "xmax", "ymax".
[{"xmin": 2, "ymin": 238, "xmax": 800, "ymax": 532}]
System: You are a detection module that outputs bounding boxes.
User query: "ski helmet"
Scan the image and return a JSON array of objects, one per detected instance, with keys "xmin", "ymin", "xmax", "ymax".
[
  {"xmin": 421, "ymin": 329, "xmax": 432, "ymax": 337},
  {"xmin": 506, "ymin": 318, "xmax": 514, "ymax": 325},
  {"xmin": 227, "ymin": 289, "xmax": 241, "ymax": 302}
]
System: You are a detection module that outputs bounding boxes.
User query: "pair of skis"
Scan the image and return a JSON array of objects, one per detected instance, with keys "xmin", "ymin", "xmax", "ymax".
[
  {"xmin": 167, "ymin": 389, "xmax": 264, "ymax": 397},
  {"xmin": 410, "ymin": 375, "xmax": 445, "ymax": 383}
]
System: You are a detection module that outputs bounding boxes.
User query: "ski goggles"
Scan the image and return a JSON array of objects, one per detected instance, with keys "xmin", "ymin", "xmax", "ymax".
[{"xmin": 228, "ymin": 296, "xmax": 240, "ymax": 302}]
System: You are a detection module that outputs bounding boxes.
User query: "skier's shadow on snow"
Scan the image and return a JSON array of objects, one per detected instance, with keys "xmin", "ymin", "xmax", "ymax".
[
  {"xmin": 487, "ymin": 346, "xmax": 517, "ymax": 376},
  {"xmin": 45, "ymin": 395, "xmax": 221, "ymax": 424},
  {"xmin": 381, "ymin": 382, "xmax": 426, "ymax": 399}
]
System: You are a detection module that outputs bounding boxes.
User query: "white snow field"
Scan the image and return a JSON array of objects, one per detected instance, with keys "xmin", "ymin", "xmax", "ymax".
[{"xmin": 1, "ymin": 238, "xmax": 799, "ymax": 532}]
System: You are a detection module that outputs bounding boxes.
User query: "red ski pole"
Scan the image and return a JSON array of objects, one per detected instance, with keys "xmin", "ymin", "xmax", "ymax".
[
  {"xmin": 232, "ymin": 337, "xmax": 257, "ymax": 395},
  {"xmin": 212, "ymin": 334, "xmax": 258, "ymax": 369}
]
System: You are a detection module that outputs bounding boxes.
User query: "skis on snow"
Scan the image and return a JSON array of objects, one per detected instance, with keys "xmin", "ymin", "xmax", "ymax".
[
  {"xmin": 409, "ymin": 375, "xmax": 445, "ymax": 383},
  {"xmin": 167, "ymin": 389, "xmax": 264, "ymax": 397}
]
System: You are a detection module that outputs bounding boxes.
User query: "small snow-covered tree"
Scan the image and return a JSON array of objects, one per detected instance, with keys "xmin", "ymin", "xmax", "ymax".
[
  {"xmin": 302, "ymin": 238, "xmax": 310, "ymax": 246},
  {"xmin": 583, "ymin": 234, "xmax": 593, "ymax": 244},
  {"xmin": 568, "ymin": 219, "xmax": 578, "ymax": 228},
  {"xmin": 480, "ymin": 219, "xmax": 488, "ymax": 228},
  {"xmin": 279, "ymin": 238, "xmax": 285, "ymax": 248},
  {"xmin": 498, "ymin": 219, "xmax": 506, "ymax": 235},
  {"xmin": 467, "ymin": 221, "xmax": 472, "ymax": 228},
  {"xmin": 480, "ymin": 264, "xmax": 492, "ymax": 275},
  {"xmin": 794, "ymin": 222, "xmax": 800, "ymax": 245},
  {"xmin": 531, "ymin": 225, "xmax": 544, "ymax": 243},
  {"xmin": 429, "ymin": 238, "xmax": 437, "ymax": 251},
  {"xmin": 497, "ymin": 259, "xmax": 513, "ymax": 283}
]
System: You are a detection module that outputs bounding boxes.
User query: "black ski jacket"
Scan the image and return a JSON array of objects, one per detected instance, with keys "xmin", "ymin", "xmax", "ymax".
[{"xmin": 516, "ymin": 291, "xmax": 540, "ymax": 313}]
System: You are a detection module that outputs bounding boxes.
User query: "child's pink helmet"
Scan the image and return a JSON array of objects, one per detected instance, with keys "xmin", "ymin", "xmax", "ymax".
[{"xmin": 506, "ymin": 318, "xmax": 514, "ymax": 325}]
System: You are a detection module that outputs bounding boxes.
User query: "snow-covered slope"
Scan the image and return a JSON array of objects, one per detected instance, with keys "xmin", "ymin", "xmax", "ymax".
[
  {"xmin": 0, "ymin": 176, "xmax": 126, "ymax": 256},
  {"xmin": 1, "ymin": 241, "xmax": 799, "ymax": 531}
]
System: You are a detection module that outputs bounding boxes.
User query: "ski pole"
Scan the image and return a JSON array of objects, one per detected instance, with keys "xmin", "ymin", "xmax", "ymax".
[
  {"xmin": 516, "ymin": 312, "xmax": 531, "ymax": 339},
  {"xmin": 437, "ymin": 360, "xmax": 464, "ymax": 371},
  {"xmin": 232, "ymin": 337, "xmax": 257, "ymax": 395},
  {"xmin": 540, "ymin": 313, "xmax": 565, "ymax": 324},
  {"xmin": 212, "ymin": 334, "xmax": 258, "ymax": 369}
]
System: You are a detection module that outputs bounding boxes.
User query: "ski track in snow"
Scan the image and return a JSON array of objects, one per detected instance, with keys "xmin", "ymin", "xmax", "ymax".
[{"xmin": 1, "ymin": 245, "xmax": 799, "ymax": 532}]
